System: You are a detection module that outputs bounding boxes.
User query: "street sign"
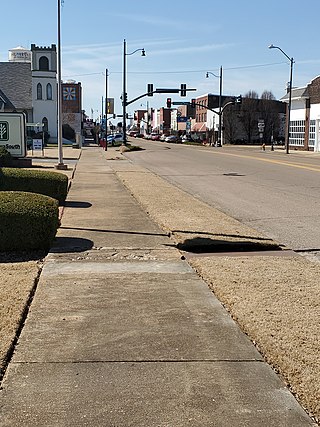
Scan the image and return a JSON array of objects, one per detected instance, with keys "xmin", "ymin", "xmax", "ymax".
[
  {"xmin": 177, "ymin": 116, "xmax": 188, "ymax": 122},
  {"xmin": 32, "ymin": 139, "xmax": 42, "ymax": 151},
  {"xmin": 172, "ymin": 102, "xmax": 190, "ymax": 105},
  {"xmin": 258, "ymin": 119, "xmax": 265, "ymax": 133}
]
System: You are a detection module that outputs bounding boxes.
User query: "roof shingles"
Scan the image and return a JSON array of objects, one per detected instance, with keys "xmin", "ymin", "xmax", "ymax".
[{"xmin": 0, "ymin": 62, "xmax": 32, "ymax": 110}]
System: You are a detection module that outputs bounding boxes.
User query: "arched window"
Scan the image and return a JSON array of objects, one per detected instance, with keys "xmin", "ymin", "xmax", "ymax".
[
  {"xmin": 46, "ymin": 83, "xmax": 52, "ymax": 100},
  {"xmin": 42, "ymin": 117, "xmax": 48, "ymax": 132},
  {"xmin": 37, "ymin": 83, "xmax": 42, "ymax": 100},
  {"xmin": 39, "ymin": 56, "xmax": 49, "ymax": 71}
]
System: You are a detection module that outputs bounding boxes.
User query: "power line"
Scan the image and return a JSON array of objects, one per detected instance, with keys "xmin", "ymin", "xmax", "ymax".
[
  {"xmin": 63, "ymin": 72, "xmax": 105, "ymax": 78},
  {"xmin": 108, "ymin": 61, "xmax": 287, "ymax": 75},
  {"xmin": 63, "ymin": 61, "xmax": 287, "ymax": 79}
]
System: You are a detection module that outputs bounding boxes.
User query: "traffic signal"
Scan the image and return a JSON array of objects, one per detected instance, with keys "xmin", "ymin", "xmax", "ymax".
[
  {"xmin": 233, "ymin": 95, "xmax": 242, "ymax": 105},
  {"xmin": 147, "ymin": 83, "xmax": 153, "ymax": 96},
  {"xmin": 191, "ymin": 99, "xmax": 196, "ymax": 108},
  {"xmin": 166, "ymin": 98, "xmax": 172, "ymax": 108},
  {"xmin": 180, "ymin": 83, "xmax": 187, "ymax": 97}
]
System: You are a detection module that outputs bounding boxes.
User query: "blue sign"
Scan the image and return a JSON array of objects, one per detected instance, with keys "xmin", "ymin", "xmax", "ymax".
[{"xmin": 177, "ymin": 116, "xmax": 187, "ymax": 123}]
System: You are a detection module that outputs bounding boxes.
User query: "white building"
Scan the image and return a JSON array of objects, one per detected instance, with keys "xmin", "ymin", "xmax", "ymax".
[
  {"xmin": 31, "ymin": 44, "xmax": 58, "ymax": 142},
  {"xmin": 281, "ymin": 76, "xmax": 320, "ymax": 152},
  {"xmin": 0, "ymin": 44, "xmax": 58, "ymax": 142}
]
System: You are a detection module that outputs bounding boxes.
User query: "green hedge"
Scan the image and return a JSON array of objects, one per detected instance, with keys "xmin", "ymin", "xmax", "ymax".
[
  {"xmin": 0, "ymin": 191, "xmax": 59, "ymax": 251},
  {"xmin": 0, "ymin": 168, "xmax": 68, "ymax": 204},
  {"xmin": 0, "ymin": 147, "xmax": 13, "ymax": 167}
]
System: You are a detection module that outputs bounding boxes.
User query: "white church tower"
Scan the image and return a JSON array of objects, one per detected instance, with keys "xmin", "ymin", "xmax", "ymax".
[{"xmin": 31, "ymin": 44, "xmax": 58, "ymax": 142}]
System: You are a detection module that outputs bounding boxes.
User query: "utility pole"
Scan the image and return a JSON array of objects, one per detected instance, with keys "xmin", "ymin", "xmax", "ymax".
[
  {"xmin": 122, "ymin": 39, "xmax": 127, "ymax": 145},
  {"xmin": 105, "ymin": 68, "xmax": 108, "ymax": 151},
  {"xmin": 218, "ymin": 66, "xmax": 223, "ymax": 146}
]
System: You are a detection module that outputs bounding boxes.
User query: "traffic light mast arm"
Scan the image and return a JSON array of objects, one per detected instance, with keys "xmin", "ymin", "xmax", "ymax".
[
  {"xmin": 126, "ymin": 89, "xmax": 178, "ymax": 106},
  {"xmin": 221, "ymin": 101, "xmax": 236, "ymax": 113},
  {"xmin": 191, "ymin": 97, "xmax": 241, "ymax": 116},
  {"xmin": 126, "ymin": 88, "xmax": 196, "ymax": 107},
  {"xmin": 191, "ymin": 102, "xmax": 221, "ymax": 116},
  {"xmin": 126, "ymin": 92, "xmax": 150, "ymax": 107}
]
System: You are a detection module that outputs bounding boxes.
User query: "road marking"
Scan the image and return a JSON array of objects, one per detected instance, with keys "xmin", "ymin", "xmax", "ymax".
[{"xmin": 206, "ymin": 151, "xmax": 320, "ymax": 172}]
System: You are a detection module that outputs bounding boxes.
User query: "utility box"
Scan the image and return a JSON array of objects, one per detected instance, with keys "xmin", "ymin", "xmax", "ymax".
[{"xmin": 0, "ymin": 113, "xmax": 26, "ymax": 157}]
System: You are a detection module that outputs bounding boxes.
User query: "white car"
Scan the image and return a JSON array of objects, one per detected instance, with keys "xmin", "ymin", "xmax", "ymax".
[{"xmin": 165, "ymin": 135, "xmax": 180, "ymax": 143}]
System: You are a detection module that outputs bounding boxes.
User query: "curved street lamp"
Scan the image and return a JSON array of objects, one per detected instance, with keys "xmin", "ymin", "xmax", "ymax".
[
  {"xmin": 269, "ymin": 44, "xmax": 294, "ymax": 154},
  {"xmin": 206, "ymin": 66, "xmax": 223, "ymax": 146},
  {"xmin": 122, "ymin": 39, "xmax": 145, "ymax": 145}
]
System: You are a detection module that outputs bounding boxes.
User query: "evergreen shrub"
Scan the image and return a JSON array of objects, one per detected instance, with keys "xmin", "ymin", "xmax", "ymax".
[
  {"xmin": 0, "ymin": 191, "xmax": 59, "ymax": 251},
  {"xmin": 0, "ymin": 147, "xmax": 13, "ymax": 167},
  {"xmin": 0, "ymin": 168, "xmax": 68, "ymax": 204}
]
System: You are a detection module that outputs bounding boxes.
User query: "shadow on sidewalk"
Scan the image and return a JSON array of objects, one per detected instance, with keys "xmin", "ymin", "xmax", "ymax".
[
  {"xmin": 64, "ymin": 201, "xmax": 92, "ymax": 208},
  {"xmin": 176, "ymin": 236, "xmax": 280, "ymax": 253},
  {"xmin": 59, "ymin": 226, "xmax": 169, "ymax": 237},
  {"xmin": 51, "ymin": 237, "xmax": 94, "ymax": 253}
]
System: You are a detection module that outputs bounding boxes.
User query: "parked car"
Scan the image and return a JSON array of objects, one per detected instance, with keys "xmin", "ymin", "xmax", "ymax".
[
  {"xmin": 160, "ymin": 134, "xmax": 168, "ymax": 141},
  {"xmin": 107, "ymin": 133, "xmax": 124, "ymax": 145},
  {"xmin": 181, "ymin": 134, "xmax": 194, "ymax": 142},
  {"xmin": 128, "ymin": 131, "xmax": 138, "ymax": 137},
  {"xmin": 165, "ymin": 135, "xmax": 181, "ymax": 143},
  {"xmin": 151, "ymin": 134, "xmax": 161, "ymax": 141}
]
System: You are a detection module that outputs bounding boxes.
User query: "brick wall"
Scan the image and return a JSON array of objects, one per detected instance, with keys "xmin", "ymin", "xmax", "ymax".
[{"xmin": 307, "ymin": 76, "xmax": 320, "ymax": 104}]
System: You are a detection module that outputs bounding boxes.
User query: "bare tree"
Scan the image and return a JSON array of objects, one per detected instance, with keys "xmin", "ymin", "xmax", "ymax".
[
  {"xmin": 238, "ymin": 91, "xmax": 260, "ymax": 143},
  {"xmin": 223, "ymin": 108, "xmax": 243, "ymax": 144},
  {"xmin": 261, "ymin": 90, "xmax": 276, "ymax": 100},
  {"xmin": 259, "ymin": 91, "xmax": 280, "ymax": 143}
]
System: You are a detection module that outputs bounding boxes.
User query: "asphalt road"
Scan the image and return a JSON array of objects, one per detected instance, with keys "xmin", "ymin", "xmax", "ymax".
[{"xmin": 126, "ymin": 140, "xmax": 320, "ymax": 254}]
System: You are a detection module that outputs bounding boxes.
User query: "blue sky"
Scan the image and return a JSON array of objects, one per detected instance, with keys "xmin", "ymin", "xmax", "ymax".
[{"xmin": 1, "ymin": 0, "xmax": 320, "ymax": 121}]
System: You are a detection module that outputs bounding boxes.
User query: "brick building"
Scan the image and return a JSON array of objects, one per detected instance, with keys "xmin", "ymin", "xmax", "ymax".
[{"xmin": 62, "ymin": 80, "xmax": 82, "ymax": 139}]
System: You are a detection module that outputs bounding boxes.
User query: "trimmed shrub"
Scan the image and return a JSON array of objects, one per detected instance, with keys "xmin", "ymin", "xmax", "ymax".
[
  {"xmin": 0, "ymin": 191, "xmax": 59, "ymax": 251},
  {"xmin": 0, "ymin": 147, "xmax": 13, "ymax": 167},
  {"xmin": 0, "ymin": 168, "xmax": 68, "ymax": 204}
]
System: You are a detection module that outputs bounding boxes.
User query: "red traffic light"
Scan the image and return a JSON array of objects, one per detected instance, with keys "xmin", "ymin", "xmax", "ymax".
[
  {"xmin": 191, "ymin": 99, "xmax": 196, "ymax": 108},
  {"xmin": 166, "ymin": 98, "xmax": 172, "ymax": 108}
]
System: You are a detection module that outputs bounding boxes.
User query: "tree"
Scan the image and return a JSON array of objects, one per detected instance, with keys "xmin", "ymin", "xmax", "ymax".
[
  {"xmin": 246, "ymin": 90, "xmax": 259, "ymax": 99},
  {"xmin": 238, "ymin": 91, "xmax": 260, "ymax": 144},
  {"xmin": 261, "ymin": 90, "xmax": 276, "ymax": 100},
  {"xmin": 259, "ymin": 91, "xmax": 280, "ymax": 143},
  {"xmin": 223, "ymin": 107, "xmax": 243, "ymax": 144}
]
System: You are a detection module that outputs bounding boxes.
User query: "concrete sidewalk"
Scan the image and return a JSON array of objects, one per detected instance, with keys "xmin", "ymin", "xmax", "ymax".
[{"xmin": 0, "ymin": 147, "xmax": 315, "ymax": 426}]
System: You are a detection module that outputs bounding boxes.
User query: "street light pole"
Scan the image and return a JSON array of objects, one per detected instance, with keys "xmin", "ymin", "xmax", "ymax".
[
  {"xmin": 269, "ymin": 44, "xmax": 294, "ymax": 154},
  {"xmin": 56, "ymin": 0, "xmax": 67, "ymax": 170},
  {"xmin": 122, "ymin": 39, "xmax": 127, "ymax": 145},
  {"xmin": 105, "ymin": 68, "xmax": 108, "ymax": 151},
  {"xmin": 206, "ymin": 66, "xmax": 223, "ymax": 146},
  {"xmin": 122, "ymin": 39, "xmax": 145, "ymax": 145}
]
